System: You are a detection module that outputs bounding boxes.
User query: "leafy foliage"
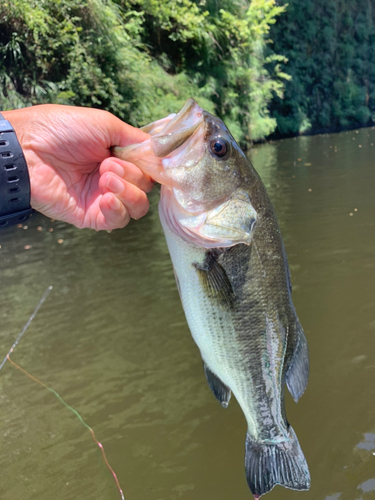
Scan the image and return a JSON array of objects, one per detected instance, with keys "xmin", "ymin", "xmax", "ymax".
[
  {"xmin": 124, "ymin": 0, "xmax": 289, "ymax": 142},
  {"xmin": 269, "ymin": 0, "xmax": 375, "ymax": 135},
  {"xmin": 0, "ymin": 0, "xmax": 286, "ymax": 144}
]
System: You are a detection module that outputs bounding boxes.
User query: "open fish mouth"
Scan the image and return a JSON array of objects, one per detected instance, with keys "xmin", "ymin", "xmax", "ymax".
[
  {"xmin": 142, "ymin": 98, "xmax": 204, "ymax": 156},
  {"xmin": 112, "ymin": 98, "xmax": 205, "ymax": 186},
  {"xmin": 113, "ymin": 98, "xmax": 259, "ymax": 249}
]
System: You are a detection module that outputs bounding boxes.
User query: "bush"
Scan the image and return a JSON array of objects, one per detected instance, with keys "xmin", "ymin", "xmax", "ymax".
[
  {"xmin": 0, "ymin": 0, "xmax": 287, "ymax": 145},
  {"xmin": 269, "ymin": 0, "xmax": 375, "ymax": 134}
]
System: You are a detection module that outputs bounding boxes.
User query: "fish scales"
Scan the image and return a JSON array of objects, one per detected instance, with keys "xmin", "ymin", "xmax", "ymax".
[
  {"xmin": 113, "ymin": 98, "xmax": 310, "ymax": 498},
  {"xmin": 161, "ymin": 192, "xmax": 290, "ymax": 441}
]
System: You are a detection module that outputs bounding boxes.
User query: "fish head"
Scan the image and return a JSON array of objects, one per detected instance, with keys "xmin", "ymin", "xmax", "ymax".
[{"xmin": 113, "ymin": 99, "xmax": 260, "ymax": 248}]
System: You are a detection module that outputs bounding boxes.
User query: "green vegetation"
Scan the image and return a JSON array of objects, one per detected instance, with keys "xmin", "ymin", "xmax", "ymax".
[
  {"xmin": 2, "ymin": 0, "xmax": 373, "ymax": 142},
  {"xmin": 0, "ymin": 0, "xmax": 287, "ymax": 144},
  {"xmin": 269, "ymin": 0, "xmax": 375, "ymax": 135}
]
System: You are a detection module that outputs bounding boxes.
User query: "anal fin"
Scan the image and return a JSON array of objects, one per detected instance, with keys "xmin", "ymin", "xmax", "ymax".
[
  {"xmin": 203, "ymin": 363, "xmax": 231, "ymax": 408},
  {"xmin": 286, "ymin": 320, "xmax": 309, "ymax": 403}
]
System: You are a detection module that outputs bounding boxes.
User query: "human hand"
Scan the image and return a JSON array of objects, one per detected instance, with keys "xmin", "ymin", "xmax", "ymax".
[{"xmin": 2, "ymin": 105, "xmax": 153, "ymax": 230}]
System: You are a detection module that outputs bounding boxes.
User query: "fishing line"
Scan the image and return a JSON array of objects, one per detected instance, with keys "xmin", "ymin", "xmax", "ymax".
[
  {"xmin": 0, "ymin": 285, "xmax": 53, "ymax": 370},
  {"xmin": 7, "ymin": 354, "xmax": 125, "ymax": 500},
  {"xmin": 1, "ymin": 285, "xmax": 125, "ymax": 500}
]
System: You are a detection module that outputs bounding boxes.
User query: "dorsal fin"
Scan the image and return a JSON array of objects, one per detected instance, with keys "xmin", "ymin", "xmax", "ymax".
[{"xmin": 286, "ymin": 320, "xmax": 309, "ymax": 402}]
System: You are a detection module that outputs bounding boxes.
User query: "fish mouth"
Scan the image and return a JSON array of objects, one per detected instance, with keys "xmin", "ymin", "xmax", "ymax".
[
  {"xmin": 150, "ymin": 98, "xmax": 204, "ymax": 157},
  {"xmin": 112, "ymin": 98, "xmax": 205, "ymax": 186}
]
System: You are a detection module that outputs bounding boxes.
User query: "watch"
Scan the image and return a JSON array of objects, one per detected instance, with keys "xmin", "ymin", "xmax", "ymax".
[{"xmin": 0, "ymin": 112, "xmax": 32, "ymax": 228}]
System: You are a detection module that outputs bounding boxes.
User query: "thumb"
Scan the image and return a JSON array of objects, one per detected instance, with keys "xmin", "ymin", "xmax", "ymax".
[{"xmin": 108, "ymin": 114, "xmax": 150, "ymax": 149}]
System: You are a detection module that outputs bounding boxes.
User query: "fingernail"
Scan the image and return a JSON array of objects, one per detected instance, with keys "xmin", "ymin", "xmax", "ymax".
[
  {"xmin": 108, "ymin": 195, "xmax": 122, "ymax": 211},
  {"xmin": 106, "ymin": 174, "xmax": 124, "ymax": 194}
]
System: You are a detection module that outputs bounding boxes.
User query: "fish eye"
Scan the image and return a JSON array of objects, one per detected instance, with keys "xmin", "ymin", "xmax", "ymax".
[{"xmin": 210, "ymin": 139, "xmax": 228, "ymax": 158}]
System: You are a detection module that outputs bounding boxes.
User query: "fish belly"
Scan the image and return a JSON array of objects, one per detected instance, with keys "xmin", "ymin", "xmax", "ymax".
[{"xmin": 159, "ymin": 204, "xmax": 288, "ymax": 442}]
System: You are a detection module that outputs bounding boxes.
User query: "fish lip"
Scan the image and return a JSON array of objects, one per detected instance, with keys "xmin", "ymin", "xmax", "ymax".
[
  {"xmin": 111, "ymin": 99, "xmax": 205, "ymax": 187},
  {"xmin": 170, "ymin": 98, "xmax": 199, "ymax": 126},
  {"xmin": 151, "ymin": 120, "xmax": 204, "ymax": 158},
  {"xmin": 157, "ymin": 98, "xmax": 203, "ymax": 138},
  {"xmin": 150, "ymin": 99, "xmax": 205, "ymax": 157}
]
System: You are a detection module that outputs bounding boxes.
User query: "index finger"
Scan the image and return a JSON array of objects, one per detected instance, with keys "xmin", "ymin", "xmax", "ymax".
[{"xmin": 100, "ymin": 157, "xmax": 154, "ymax": 193}]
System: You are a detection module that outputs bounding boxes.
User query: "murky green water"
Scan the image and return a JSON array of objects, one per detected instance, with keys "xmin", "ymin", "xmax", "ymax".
[{"xmin": 0, "ymin": 127, "xmax": 374, "ymax": 500}]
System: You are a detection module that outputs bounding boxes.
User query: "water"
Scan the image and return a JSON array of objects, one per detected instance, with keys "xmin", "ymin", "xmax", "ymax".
[{"xmin": 0, "ymin": 127, "xmax": 374, "ymax": 500}]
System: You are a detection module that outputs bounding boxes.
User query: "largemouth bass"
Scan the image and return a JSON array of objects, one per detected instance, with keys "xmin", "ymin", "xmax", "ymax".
[{"xmin": 114, "ymin": 99, "xmax": 310, "ymax": 498}]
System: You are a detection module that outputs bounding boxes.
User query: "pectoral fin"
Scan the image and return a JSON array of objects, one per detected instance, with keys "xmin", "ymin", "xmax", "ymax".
[
  {"xmin": 203, "ymin": 363, "xmax": 231, "ymax": 408},
  {"xmin": 194, "ymin": 251, "xmax": 235, "ymax": 308},
  {"xmin": 285, "ymin": 320, "xmax": 309, "ymax": 402}
]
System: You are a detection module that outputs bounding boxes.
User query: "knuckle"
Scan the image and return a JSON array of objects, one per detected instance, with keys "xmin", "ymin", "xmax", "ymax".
[
  {"xmin": 140, "ymin": 196, "xmax": 150, "ymax": 216},
  {"xmin": 144, "ymin": 179, "xmax": 154, "ymax": 193},
  {"xmin": 126, "ymin": 189, "xmax": 149, "ymax": 219},
  {"xmin": 99, "ymin": 158, "xmax": 110, "ymax": 174},
  {"xmin": 122, "ymin": 211, "xmax": 131, "ymax": 227},
  {"xmin": 128, "ymin": 186, "xmax": 145, "ymax": 207}
]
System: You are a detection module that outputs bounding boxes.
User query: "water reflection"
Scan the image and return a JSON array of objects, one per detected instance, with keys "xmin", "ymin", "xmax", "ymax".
[
  {"xmin": 357, "ymin": 433, "xmax": 375, "ymax": 451},
  {"xmin": 325, "ymin": 494, "xmax": 342, "ymax": 500},
  {"xmin": 358, "ymin": 478, "xmax": 375, "ymax": 493}
]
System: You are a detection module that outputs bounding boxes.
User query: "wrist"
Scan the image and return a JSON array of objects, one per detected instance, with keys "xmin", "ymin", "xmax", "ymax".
[
  {"xmin": 0, "ymin": 110, "xmax": 32, "ymax": 226},
  {"xmin": 2, "ymin": 109, "xmax": 30, "ymax": 152}
]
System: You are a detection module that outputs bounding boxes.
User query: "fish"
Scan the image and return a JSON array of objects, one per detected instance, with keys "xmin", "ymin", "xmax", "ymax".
[{"xmin": 113, "ymin": 99, "xmax": 310, "ymax": 498}]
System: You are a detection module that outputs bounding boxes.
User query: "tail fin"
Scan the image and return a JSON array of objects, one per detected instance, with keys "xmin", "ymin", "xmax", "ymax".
[{"xmin": 245, "ymin": 427, "xmax": 310, "ymax": 497}]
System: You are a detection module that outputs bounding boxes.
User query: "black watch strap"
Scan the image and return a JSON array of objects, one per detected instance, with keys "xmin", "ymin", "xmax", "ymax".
[{"xmin": 0, "ymin": 112, "xmax": 32, "ymax": 227}]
